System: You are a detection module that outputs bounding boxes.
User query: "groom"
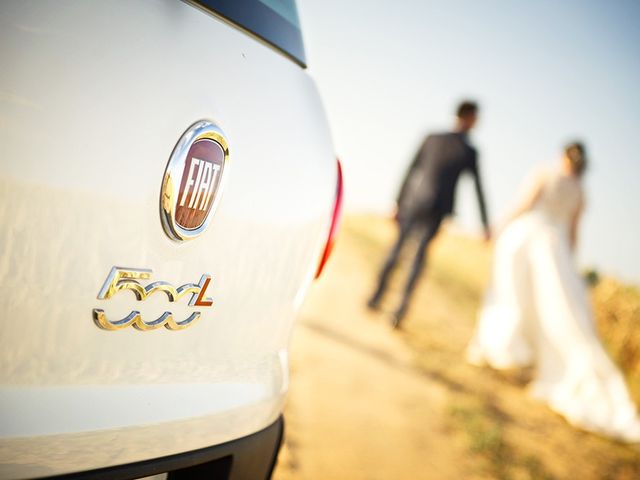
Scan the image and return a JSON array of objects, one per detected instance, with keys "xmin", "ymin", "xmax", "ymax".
[{"xmin": 368, "ymin": 101, "xmax": 490, "ymax": 328}]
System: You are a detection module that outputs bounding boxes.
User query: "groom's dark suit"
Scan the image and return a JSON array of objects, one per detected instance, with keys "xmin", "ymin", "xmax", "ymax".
[
  {"xmin": 398, "ymin": 132, "xmax": 488, "ymax": 224},
  {"xmin": 371, "ymin": 131, "xmax": 489, "ymax": 323}
]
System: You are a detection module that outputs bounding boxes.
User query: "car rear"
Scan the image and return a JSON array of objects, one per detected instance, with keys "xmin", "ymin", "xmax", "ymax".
[{"xmin": 0, "ymin": 1, "xmax": 338, "ymax": 478}]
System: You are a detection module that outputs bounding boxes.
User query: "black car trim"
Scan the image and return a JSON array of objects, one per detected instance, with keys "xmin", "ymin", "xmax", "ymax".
[{"xmin": 44, "ymin": 416, "xmax": 284, "ymax": 480}]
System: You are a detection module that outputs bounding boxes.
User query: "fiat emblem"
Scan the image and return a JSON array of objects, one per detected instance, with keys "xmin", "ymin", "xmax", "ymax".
[{"xmin": 161, "ymin": 120, "xmax": 229, "ymax": 241}]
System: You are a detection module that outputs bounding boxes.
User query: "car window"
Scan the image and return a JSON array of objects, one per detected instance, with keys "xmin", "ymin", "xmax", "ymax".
[
  {"xmin": 194, "ymin": 0, "xmax": 306, "ymax": 67},
  {"xmin": 258, "ymin": 0, "xmax": 299, "ymax": 27}
]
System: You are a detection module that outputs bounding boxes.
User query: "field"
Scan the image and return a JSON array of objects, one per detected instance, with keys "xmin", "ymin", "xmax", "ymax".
[{"xmin": 274, "ymin": 215, "xmax": 640, "ymax": 480}]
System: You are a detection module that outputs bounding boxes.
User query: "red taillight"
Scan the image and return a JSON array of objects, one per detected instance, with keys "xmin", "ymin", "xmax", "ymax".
[{"xmin": 315, "ymin": 159, "xmax": 344, "ymax": 279}]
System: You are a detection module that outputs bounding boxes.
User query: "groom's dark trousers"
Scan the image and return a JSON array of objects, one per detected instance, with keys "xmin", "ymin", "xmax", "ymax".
[{"xmin": 370, "ymin": 132, "xmax": 489, "ymax": 322}]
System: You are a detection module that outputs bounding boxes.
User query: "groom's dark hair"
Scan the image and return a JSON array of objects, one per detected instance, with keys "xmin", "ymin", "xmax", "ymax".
[{"xmin": 456, "ymin": 101, "xmax": 478, "ymax": 118}]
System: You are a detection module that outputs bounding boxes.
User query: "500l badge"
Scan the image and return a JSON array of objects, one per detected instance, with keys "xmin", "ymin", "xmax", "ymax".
[{"xmin": 93, "ymin": 267, "xmax": 213, "ymax": 331}]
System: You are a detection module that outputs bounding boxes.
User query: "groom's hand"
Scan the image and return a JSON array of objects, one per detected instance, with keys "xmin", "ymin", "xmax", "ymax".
[
  {"xmin": 483, "ymin": 227, "xmax": 492, "ymax": 243},
  {"xmin": 392, "ymin": 204, "xmax": 399, "ymax": 223}
]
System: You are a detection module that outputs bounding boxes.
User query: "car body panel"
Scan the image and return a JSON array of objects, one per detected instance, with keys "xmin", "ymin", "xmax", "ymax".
[{"xmin": 0, "ymin": 0, "xmax": 335, "ymax": 476}]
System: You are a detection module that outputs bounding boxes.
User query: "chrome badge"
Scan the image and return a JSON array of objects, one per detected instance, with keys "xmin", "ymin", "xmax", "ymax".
[
  {"xmin": 93, "ymin": 267, "xmax": 213, "ymax": 331},
  {"xmin": 161, "ymin": 120, "xmax": 229, "ymax": 241}
]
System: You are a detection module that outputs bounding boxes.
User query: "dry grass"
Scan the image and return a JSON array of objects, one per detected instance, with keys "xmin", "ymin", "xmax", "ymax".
[{"xmin": 593, "ymin": 279, "xmax": 640, "ymax": 404}]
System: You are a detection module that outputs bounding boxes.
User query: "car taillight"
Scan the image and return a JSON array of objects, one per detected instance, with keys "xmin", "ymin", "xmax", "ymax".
[{"xmin": 315, "ymin": 159, "xmax": 344, "ymax": 279}]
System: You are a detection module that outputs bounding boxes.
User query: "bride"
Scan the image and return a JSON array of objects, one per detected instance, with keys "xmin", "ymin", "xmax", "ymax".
[{"xmin": 467, "ymin": 142, "xmax": 640, "ymax": 442}]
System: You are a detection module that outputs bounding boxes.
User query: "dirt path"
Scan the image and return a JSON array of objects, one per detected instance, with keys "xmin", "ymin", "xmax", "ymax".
[{"xmin": 274, "ymin": 216, "xmax": 640, "ymax": 480}]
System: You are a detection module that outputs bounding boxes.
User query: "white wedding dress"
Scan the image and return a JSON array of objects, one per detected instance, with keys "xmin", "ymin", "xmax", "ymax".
[{"xmin": 467, "ymin": 167, "xmax": 640, "ymax": 442}]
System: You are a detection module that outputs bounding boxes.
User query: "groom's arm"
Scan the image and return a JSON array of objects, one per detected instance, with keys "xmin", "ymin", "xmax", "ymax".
[{"xmin": 470, "ymin": 152, "xmax": 490, "ymax": 235}]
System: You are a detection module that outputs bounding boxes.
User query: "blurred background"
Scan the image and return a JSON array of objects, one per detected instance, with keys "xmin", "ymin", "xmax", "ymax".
[
  {"xmin": 274, "ymin": 1, "xmax": 640, "ymax": 479},
  {"xmin": 301, "ymin": 0, "xmax": 640, "ymax": 282}
]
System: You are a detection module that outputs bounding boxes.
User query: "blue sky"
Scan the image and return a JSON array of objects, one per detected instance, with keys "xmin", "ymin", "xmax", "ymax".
[{"xmin": 298, "ymin": 0, "xmax": 640, "ymax": 282}]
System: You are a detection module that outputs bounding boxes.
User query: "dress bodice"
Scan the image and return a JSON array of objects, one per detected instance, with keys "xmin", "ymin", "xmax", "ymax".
[{"xmin": 533, "ymin": 168, "xmax": 582, "ymax": 229}]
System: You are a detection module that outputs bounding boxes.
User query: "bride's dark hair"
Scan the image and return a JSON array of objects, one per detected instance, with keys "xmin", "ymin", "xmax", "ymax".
[{"xmin": 565, "ymin": 141, "xmax": 587, "ymax": 176}]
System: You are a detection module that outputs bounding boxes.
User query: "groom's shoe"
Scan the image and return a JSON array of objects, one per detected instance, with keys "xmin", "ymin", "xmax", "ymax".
[
  {"xmin": 390, "ymin": 307, "xmax": 407, "ymax": 329},
  {"xmin": 366, "ymin": 294, "xmax": 382, "ymax": 311}
]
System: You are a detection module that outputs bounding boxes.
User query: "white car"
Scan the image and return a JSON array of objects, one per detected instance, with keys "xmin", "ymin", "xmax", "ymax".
[{"xmin": 0, "ymin": 1, "xmax": 342, "ymax": 478}]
